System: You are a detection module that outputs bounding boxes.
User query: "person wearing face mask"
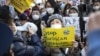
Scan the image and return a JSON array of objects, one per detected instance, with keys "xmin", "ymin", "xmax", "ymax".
[
  {"xmin": 68, "ymin": 7, "xmax": 79, "ymax": 17},
  {"xmin": 44, "ymin": 14, "xmax": 65, "ymax": 56},
  {"xmin": 63, "ymin": 3, "xmax": 72, "ymax": 17},
  {"xmin": 87, "ymin": 0, "xmax": 100, "ymax": 15},
  {"xmin": 92, "ymin": 1, "xmax": 100, "ymax": 12},
  {"xmin": 30, "ymin": 6, "xmax": 42, "ymax": 38},
  {"xmin": 42, "ymin": 0, "xmax": 60, "ymax": 26},
  {"xmin": 47, "ymin": 14, "xmax": 63, "ymax": 28},
  {"xmin": 40, "ymin": 8, "xmax": 47, "ymax": 17},
  {"xmin": 44, "ymin": 14, "xmax": 80, "ymax": 56},
  {"xmin": 14, "ymin": 15, "xmax": 45, "ymax": 56}
]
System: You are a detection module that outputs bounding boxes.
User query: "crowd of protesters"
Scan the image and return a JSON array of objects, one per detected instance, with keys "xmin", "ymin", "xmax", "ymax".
[{"xmin": 0, "ymin": 0, "xmax": 100, "ymax": 56}]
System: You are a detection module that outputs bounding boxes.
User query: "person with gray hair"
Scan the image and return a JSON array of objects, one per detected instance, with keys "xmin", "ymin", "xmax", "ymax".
[
  {"xmin": 43, "ymin": 14, "xmax": 68, "ymax": 56},
  {"xmin": 43, "ymin": 14, "xmax": 81, "ymax": 56},
  {"xmin": 47, "ymin": 14, "xmax": 64, "ymax": 28}
]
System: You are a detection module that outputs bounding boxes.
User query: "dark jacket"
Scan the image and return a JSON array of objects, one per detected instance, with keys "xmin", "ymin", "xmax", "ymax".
[
  {"xmin": 42, "ymin": 13, "xmax": 51, "ymax": 25},
  {"xmin": 87, "ymin": 29, "xmax": 100, "ymax": 56},
  {"xmin": 29, "ymin": 19, "xmax": 42, "ymax": 38},
  {"xmin": 13, "ymin": 31, "xmax": 45, "ymax": 56}
]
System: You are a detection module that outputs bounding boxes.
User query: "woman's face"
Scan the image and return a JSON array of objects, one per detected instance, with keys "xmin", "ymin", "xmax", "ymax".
[
  {"xmin": 69, "ymin": 9, "xmax": 78, "ymax": 17},
  {"xmin": 50, "ymin": 19, "xmax": 62, "ymax": 25},
  {"xmin": 69, "ymin": 9, "xmax": 77, "ymax": 14},
  {"xmin": 32, "ymin": 10, "xmax": 40, "ymax": 20},
  {"xmin": 32, "ymin": 10, "xmax": 40, "ymax": 15},
  {"xmin": 46, "ymin": 2, "xmax": 54, "ymax": 14},
  {"xmin": 46, "ymin": 2, "xmax": 52, "ymax": 8},
  {"xmin": 50, "ymin": 19, "xmax": 62, "ymax": 28}
]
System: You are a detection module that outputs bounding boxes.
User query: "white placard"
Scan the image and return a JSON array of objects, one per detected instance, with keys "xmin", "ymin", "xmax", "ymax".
[{"xmin": 63, "ymin": 17, "xmax": 89, "ymax": 36}]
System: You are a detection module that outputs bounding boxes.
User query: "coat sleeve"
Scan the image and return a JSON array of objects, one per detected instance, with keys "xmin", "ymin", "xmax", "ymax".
[
  {"xmin": 87, "ymin": 29, "xmax": 100, "ymax": 56},
  {"xmin": 14, "ymin": 35, "xmax": 44, "ymax": 56},
  {"xmin": 30, "ymin": 34, "xmax": 45, "ymax": 56}
]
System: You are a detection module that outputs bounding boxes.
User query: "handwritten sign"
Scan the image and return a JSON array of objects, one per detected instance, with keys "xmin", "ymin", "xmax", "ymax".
[
  {"xmin": 63, "ymin": 17, "xmax": 89, "ymax": 36},
  {"xmin": 63, "ymin": 17, "xmax": 80, "ymax": 36},
  {"xmin": 43, "ymin": 26, "xmax": 75, "ymax": 48},
  {"xmin": 11, "ymin": 0, "xmax": 31, "ymax": 13}
]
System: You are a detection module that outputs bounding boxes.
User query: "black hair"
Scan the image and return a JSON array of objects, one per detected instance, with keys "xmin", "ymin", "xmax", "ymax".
[
  {"xmin": 0, "ymin": 5, "xmax": 14, "ymax": 25},
  {"xmin": 63, "ymin": 3, "xmax": 71, "ymax": 16},
  {"xmin": 32, "ymin": 6, "xmax": 40, "ymax": 12},
  {"xmin": 45, "ymin": 0, "xmax": 60, "ymax": 14},
  {"xmin": 69, "ymin": 7, "xmax": 79, "ymax": 14},
  {"xmin": 93, "ymin": 0, "xmax": 100, "ymax": 4}
]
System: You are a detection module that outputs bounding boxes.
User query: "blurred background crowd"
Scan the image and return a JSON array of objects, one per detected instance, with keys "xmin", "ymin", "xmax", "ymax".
[{"xmin": 0, "ymin": 0, "xmax": 100, "ymax": 56}]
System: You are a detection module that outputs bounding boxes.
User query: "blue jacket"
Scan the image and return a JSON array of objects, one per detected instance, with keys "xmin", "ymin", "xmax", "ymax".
[
  {"xmin": 87, "ymin": 29, "xmax": 100, "ymax": 56},
  {"xmin": 0, "ymin": 22, "xmax": 13, "ymax": 56},
  {"xmin": 13, "ymin": 31, "xmax": 45, "ymax": 56},
  {"xmin": 42, "ymin": 13, "xmax": 51, "ymax": 26}
]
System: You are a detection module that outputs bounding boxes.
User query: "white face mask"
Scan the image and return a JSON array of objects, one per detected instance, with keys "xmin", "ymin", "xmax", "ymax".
[
  {"xmin": 69, "ymin": 13, "xmax": 78, "ymax": 17},
  {"xmin": 46, "ymin": 8, "xmax": 54, "ymax": 14},
  {"xmin": 51, "ymin": 24, "xmax": 62, "ymax": 29},
  {"xmin": 39, "ymin": 5, "xmax": 44, "ymax": 9},
  {"xmin": 32, "ymin": 15, "xmax": 40, "ymax": 20},
  {"xmin": 93, "ymin": 6, "xmax": 100, "ymax": 10}
]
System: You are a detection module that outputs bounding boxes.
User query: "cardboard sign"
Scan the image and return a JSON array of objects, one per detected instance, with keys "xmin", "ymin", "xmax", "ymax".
[
  {"xmin": 63, "ymin": 17, "xmax": 89, "ymax": 36},
  {"xmin": 43, "ymin": 26, "xmax": 75, "ymax": 48},
  {"xmin": 63, "ymin": 17, "xmax": 80, "ymax": 36},
  {"xmin": 11, "ymin": 0, "xmax": 31, "ymax": 13}
]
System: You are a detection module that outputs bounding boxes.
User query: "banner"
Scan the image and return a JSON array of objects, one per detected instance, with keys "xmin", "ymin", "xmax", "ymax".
[
  {"xmin": 43, "ymin": 26, "xmax": 75, "ymax": 48},
  {"xmin": 11, "ymin": 0, "xmax": 32, "ymax": 13},
  {"xmin": 63, "ymin": 17, "xmax": 89, "ymax": 36}
]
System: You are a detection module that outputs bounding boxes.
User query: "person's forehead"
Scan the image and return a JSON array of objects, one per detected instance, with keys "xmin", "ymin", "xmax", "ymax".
[
  {"xmin": 52, "ymin": 19, "xmax": 61, "ymax": 22},
  {"xmin": 94, "ymin": 2, "xmax": 100, "ymax": 4},
  {"xmin": 70, "ymin": 9, "xmax": 77, "ymax": 12},
  {"xmin": 70, "ymin": 9, "xmax": 76, "ymax": 11},
  {"xmin": 32, "ymin": 10, "xmax": 40, "ymax": 14},
  {"xmin": 32, "ymin": 10, "xmax": 39, "ymax": 12}
]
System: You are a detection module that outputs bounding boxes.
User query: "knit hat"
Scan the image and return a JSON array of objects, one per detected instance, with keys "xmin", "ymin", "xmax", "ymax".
[{"xmin": 47, "ymin": 14, "xmax": 63, "ymax": 25}]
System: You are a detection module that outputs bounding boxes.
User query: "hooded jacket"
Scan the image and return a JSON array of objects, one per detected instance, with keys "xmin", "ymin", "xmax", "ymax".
[{"xmin": 13, "ymin": 31, "xmax": 45, "ymax": 56}]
